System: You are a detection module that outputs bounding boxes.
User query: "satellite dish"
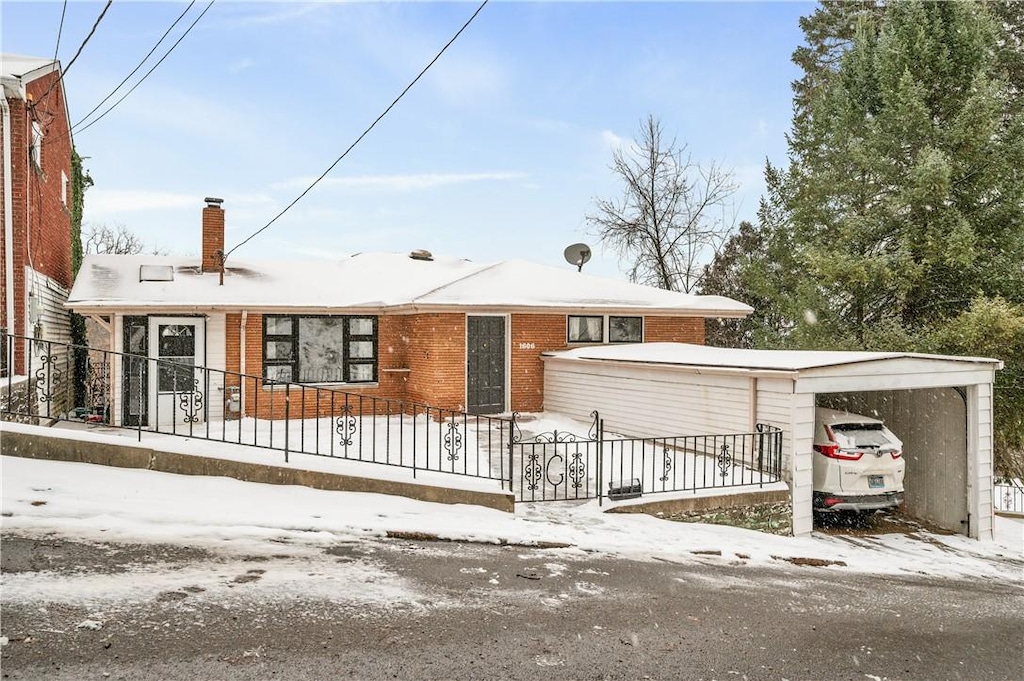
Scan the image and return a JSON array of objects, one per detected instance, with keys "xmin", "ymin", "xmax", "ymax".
[{"xmin": 563, "ymin": 243, "xmax": 592, "ymax": 272}]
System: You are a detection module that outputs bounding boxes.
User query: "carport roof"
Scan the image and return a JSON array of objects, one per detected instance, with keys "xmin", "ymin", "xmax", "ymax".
[{"xmin": 545, "ymin": 343, "xmax": 1002, "ymax": 372}]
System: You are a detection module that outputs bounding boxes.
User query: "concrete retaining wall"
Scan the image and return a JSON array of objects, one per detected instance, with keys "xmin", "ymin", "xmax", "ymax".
[
  {"xmin": 1, "ymin": 429, "xmax": 515, "ymax": 513},
  {"xmin": 605, "ymin": 488, "xmax": 790, "ymax": 516}
]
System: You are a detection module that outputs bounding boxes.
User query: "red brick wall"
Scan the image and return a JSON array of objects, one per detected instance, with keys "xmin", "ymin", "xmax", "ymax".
[
  {"xmin": 405, "ymin": 313, "xmax": 465, "ymax": 411},
  {"xmin": 1, "ymin": 69, "xmax": 73, "ymax": 373},
  {"xmin": 510, "ymin": 314, "xmax": 567, "ymax": 412},
  {"xmin": 218, "ymin": 311, "xmax": 706, "ymax": 418},
  {"xmin": 228, "ymin": 313, "xmax": 412, "ymax": 419},
  {"xmin": 644, "ymin": 316, "xmax": 705, "ymax": 344}
]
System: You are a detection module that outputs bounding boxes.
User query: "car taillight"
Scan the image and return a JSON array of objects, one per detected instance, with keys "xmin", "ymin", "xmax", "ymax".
[
  {"xmin": 813, "ymin": 443, "xmax": 863, "ymax": 460},
  {"xmin": 890, "ymin": 450, "xmax": 902, "ymax": 460},
  {"xmin": 823, "ymin": 496, "xmax": 844, "ymax": 507}
]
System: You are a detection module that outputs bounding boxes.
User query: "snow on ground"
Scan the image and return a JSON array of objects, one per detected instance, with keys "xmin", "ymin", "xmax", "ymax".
[{"xmin": 2, "ymin": 455, "xmax": 1021, "ymax": 602}]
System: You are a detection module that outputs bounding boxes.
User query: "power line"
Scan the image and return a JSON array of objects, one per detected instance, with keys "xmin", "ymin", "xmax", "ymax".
[
  {"xmin": 62, "ymin": 0, "xmax": 112, "ymax": 75},
  {"xmin": 73, "ymin": 1, "xmax": 197, "ymax": 131},
  {"xmin": 33, "ymin": 0, "xmax": 113, "ymax": 109},
  {"xmin": 72, "ymin": 1, "xmax": 214, "ymax": 136},
  {"xmin": 52, "ymin": 1, "xmax": 68, "ymax": 64},
  {"xmin": 225, "ymin": 0, "xmax": 490, "ymax": 259}
]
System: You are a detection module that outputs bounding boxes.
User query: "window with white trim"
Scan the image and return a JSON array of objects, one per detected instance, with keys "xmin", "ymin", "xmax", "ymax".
[
  {"xmin": 61, "ymin": 170, "xmax": 68, "ymax": 206},
  {"xmin": 609, "ymin": 316, "xmax": 643, "ymax": 343},
  {"xmin": 567, "ymin": 315, "xmax": 643, "ymax": 344},
  {"xmin": 263, "ymin": 315, "xmax": 378, "ymax": 384},
  {"xmin": 567, "ymin": 315, "xmax": 603, "ymax": 343}
]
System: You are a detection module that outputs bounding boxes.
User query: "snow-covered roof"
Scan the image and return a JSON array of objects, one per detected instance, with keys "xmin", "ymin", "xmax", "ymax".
[
  {"xmin": 67, "ymin": 253, "xmax": 753, "ymax": 317},
  {"xmin": 1, "ymin": 53, "xmax": 58, "ymax": 97},
  {"xmin": 545, "ymin": 342, "xmax": 1001, "ymax": 371}
]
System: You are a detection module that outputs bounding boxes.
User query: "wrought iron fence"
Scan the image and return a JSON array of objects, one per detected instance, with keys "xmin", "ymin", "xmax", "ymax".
[
  {"xmin": 1, "ymin": 333, "xmax": 515, "ymax": 486},
  {"xmin": 1, "ymin": 332, "xmax": 786, "ymax": 506},
  {"xmin": 512, "ymin": 412, "xmax": 784, "ymax": 504},
  {"xmin": 994, "ymin": 479, "xmax": 1023, "ymax": 514}
]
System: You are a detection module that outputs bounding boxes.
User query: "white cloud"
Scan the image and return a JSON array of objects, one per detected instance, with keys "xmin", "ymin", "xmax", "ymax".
[
  {"xmin": 601, "ymin": 129, "xmax": 626, "ymax": 149},
  {"xmin": 222, "ymin": 2, "xmax": 329, "ymax": 28},
  {"xmin": 87, "ymin": 189, "xmax": 196, "ymax": 215},
  {"xmin": 228, "ymin": 57, "xmax": 256, "ymax": 74},
  {"xmin": 271, "ymin": 171, "xmax": 529, "ymax": 192}
]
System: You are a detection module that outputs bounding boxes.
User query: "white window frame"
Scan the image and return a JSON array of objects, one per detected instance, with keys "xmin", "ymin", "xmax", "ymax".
[{"xmin": 567, "ymin": 315, "xmax": 644, "ymax": 344}]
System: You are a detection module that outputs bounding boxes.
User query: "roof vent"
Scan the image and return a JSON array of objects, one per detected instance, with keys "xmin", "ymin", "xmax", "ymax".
[
  {"xmin": 140, "ymin": 265, "xmax": 174, "ymax": 282},
  {"xmin": 409, "ymin": 249, "xmax": 433, "ymax": 262}
]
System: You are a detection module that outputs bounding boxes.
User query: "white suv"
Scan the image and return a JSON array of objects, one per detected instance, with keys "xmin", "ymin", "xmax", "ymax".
[{"xmin": 813, "ymin": 408, "xmax": 905, "ymax": 512}]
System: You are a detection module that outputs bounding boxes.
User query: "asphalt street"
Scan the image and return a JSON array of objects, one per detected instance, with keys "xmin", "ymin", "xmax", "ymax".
[{"xmin": 1, "ymin": 533, "xmax": 1022, "ymax": 681}]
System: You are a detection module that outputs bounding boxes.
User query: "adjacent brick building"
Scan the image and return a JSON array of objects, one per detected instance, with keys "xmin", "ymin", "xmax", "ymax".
[
  {"xmin": 67, "ymin": 199, "xmax": 751, "ymax": 427},
  {"xmin": 1, "ymin": 54, "xmax": 73, "ymax": 377}
]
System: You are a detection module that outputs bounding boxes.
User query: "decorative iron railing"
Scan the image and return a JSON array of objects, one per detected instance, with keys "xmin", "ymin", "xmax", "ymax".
[
  {"xmin": 1, "ymin": 332, "xmax": 786, "ymax": 506},
  {"xmin": 511, "ymin": 412, "xmax": 784, "ymax": 504},
  {"xmin": 1, "ymin": 333, "xmax": 515, "ymax": 486},
  {"xmin": 994, "ymin": 479, "xmax": 1023, "ymax": 515}
]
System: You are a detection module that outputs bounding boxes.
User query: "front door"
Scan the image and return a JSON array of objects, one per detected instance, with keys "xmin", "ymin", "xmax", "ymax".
[
  {"xmin": 148, "ymin": 317, "xmax": 205, "ymax": 428},
  {"xmin": 466, "ymin": 316, "xmax": 506, "ymax": 414},
  {"xmin": 122, "ymin": 316, "xmax": 149, "ymax": 426}
]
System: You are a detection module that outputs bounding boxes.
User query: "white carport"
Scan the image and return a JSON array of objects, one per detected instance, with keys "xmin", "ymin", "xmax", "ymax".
[{"xmin": 542, "ymin": 343, "xmax": 1002, "ymax": 538}]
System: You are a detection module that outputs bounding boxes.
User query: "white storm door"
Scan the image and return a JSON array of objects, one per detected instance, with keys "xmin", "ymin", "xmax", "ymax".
[{"xmin": 148, "ymin": 317, "xmax": 205, "ymax": 428}]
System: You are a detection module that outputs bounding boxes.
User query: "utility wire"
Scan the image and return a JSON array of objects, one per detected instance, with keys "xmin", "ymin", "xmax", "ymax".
[
  {"xmin": 72, "ymin": 1, "xmax": 214, "ymax": 136},
  {"xmin": 52, "ymin": 1, "xmax": 68, "ymax": 65},
  {"xmin": 225, "ymin": 0, "xmax": 490, "ymax": 259},
  {"xmin": 61, "ymin": 0, "xmax": 112, "ymax": 75},
  {"xmin": 73, "ymin": 0, "xmax": 196, "ymax": 131},
  {"xmin": 33, "ymin": 0, "xmax": 113, "ymax": 109}
]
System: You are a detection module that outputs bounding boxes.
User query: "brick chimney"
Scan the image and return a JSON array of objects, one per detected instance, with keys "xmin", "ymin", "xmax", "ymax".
[{"xmin": 202, "ymin": 197, "xmax": 224, "ymax": 273}]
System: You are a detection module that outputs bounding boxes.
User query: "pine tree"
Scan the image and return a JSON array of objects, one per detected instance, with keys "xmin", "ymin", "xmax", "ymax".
[{"xmin": 733, "ymin": 0, "xmax": 1024, "ymax": 472}]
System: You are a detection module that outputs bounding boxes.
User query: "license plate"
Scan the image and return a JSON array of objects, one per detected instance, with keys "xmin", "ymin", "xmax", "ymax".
[{"xmin": 868, "ymin": 475, "xmax": 885, "ymax": 489}]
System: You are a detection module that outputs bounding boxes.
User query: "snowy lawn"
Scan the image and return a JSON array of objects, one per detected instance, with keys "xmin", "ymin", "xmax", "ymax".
[{"xmin": 2, "ymin": 455, "xmax": 1020, "ymax": 588}]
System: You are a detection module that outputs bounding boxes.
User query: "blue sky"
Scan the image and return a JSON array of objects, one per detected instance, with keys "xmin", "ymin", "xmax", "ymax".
[{"xmin": 4, "ymin": 1, "xmax": 811, "ymax": 279}]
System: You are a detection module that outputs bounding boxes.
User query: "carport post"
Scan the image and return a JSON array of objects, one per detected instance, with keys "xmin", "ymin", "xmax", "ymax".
[{"xmin": 790, "ymin": 392, "xmax": 816, "ymax": 537}]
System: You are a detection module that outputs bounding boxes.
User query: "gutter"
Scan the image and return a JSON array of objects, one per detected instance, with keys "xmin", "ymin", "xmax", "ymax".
[
  {"xmin": 2, "ymin": 93, "xmax": 13, "ymax": 338},
  {"xmin": 64, "ymin": 301, "xmax": 755, "ymax": 318}
]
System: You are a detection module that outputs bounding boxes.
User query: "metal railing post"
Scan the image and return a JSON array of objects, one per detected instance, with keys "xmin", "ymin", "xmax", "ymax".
[{"xmin": 284, "ymin": 382, "xmax": 290, "ymax": 463}]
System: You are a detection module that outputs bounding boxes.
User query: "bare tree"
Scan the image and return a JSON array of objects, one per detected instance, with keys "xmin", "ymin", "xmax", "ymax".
[
  {"xmin": 84, "ymin": 223, "xmax": 164, "ymax": 255},
  {"xmin": 587, "ymin": 115, "xmax": 738, "ymax": 293}
]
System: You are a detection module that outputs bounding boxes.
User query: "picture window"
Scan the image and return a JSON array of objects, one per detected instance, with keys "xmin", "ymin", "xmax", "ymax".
[{"xmin": 263, "ymin": 315, "xmax": 377, "ymax": 384}]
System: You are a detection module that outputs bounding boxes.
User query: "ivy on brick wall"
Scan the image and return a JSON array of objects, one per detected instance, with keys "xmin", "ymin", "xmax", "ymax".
[{"xmin": 70, "ymin": 148, "xmax": 93, "ymax": 407}]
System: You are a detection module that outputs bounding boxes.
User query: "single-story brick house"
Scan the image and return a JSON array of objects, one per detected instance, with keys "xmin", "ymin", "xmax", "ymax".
[{"xmin": 65, "ymin": 199, "xmax": 751, "ymax": 426}]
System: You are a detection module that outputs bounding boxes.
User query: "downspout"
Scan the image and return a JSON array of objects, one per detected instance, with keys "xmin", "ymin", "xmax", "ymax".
[{"xmin": 2, "ymin": 95, "xmax": 14, "ymax": 343}]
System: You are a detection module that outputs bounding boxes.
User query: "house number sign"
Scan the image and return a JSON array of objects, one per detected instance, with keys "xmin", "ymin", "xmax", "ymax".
[{"xmin": 518, "ymin": 342, "xmax": 536, "ymax": 350}]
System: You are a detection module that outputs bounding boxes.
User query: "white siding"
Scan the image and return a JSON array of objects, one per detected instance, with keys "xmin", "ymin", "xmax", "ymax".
[
  {"xmin": 790, "ymin": 392, "xmax": 816, "ymax": 537},
  {"xmin": 205, "ymin": 313, "xmax": 226, "ymax": 422},
  {"xmin": 973, "ymin": 383, "xmax": 994, "ymax": 540},
  {"xmin": 755, "ymin": 378, "xmax": 796, "ymax": 478},
  {"xmin": 544, "ymin": 359, "xmax": 752, "ymax": 438},
  {"xmin": 24, "ymin": 268, "xmax": 72, "ymax": 415}
]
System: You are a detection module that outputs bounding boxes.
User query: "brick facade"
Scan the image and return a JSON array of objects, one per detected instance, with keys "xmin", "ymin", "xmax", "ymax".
[
  {"xmin": 218, "ymin": 311, "xmax": 705, "ymax": 418},
  {"xmin": 1, "ymin": 63, "xmax": 73, "ymax": 374},
  {"xmin": 643, "ymin": 316, "xmax": 705, "ymax": 344}
]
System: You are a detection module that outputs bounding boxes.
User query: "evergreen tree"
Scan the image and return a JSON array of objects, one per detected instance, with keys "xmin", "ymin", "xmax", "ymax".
[{"xmin": 734, "ymin": 0, "xmax": 1024, "ymax": 472}]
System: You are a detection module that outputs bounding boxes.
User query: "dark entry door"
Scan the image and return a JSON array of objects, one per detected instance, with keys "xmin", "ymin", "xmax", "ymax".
[
  {"xmin": 122, "ymin": 316, "xmax": 148, "ymax": 426},
  {"xmin": 466, "ymin": 316, "xmax": 506, "ymax": 414}
]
